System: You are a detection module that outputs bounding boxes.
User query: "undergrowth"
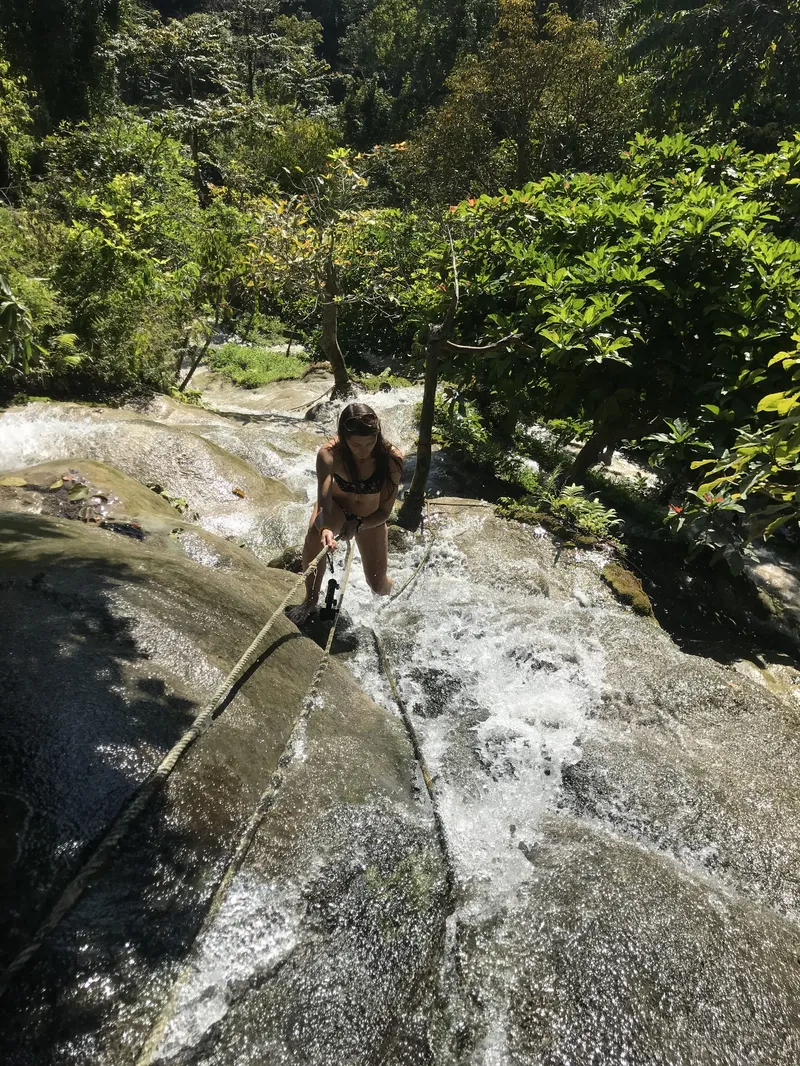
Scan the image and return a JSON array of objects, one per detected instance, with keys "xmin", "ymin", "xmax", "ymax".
[
  {"xmin": 355, "ymin": 370, "xmax": 415, "ymax": 391},
  {"xmin": 209, "ymin": 342, "xmax": 311, "ymax": 388},
  {"xmin": 434, "ymin": 398, "xmax": 626, "ymax": 540}
]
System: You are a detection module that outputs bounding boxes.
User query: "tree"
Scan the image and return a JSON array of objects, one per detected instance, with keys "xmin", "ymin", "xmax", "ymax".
[
  {"xmin": 210, "ymin": 0, "xmax": 278, "ymax": 100},
  {"xmin": 110, "ymin": 12, "xmax": 251, "ymax": 199},
  {"xmin": 418, "ymin": 134, "xmax": 800, "ymax": 487},
  {"xmin": 249, "ymin": 148, "xmax": 383, "ymax": 393},
  {"xmin": 625, "ymin": 0, "xmax": 800, "ymax": 149},
  {"xmin": 0, "ymin": 0, "xmax": 121, "ymax": 125},
  {"xmin": 406, "ymin": 0, "xmax": 641, "ymax": 201},
  {"xmin": 178, "ymin": 198, "xmax": 252, "ymax": 391},
  {"xmin": 211, "ymin": 1, "xmax": 332, "ymax": 110},
  {"xmin": 32, "ymin": 113, "xmax": 203, "ymax": 395},
  {"xmin": 397, "ymin": 228, "xmax": 522, "ymax": 529},
  {"xmin": 0, "ymin": 48, "xmax": 35, "ymax": 194}
]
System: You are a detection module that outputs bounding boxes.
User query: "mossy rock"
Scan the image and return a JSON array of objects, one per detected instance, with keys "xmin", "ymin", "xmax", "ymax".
[
  {"xmin": 268, "ymin": 543, "xmax": 304, "ymax": 572},
  {"xmin": 602, "ymin": 561, "xmax": 654, "ymax": 616},
  {"xmin": 495, "ymin": 504, "xmax": 603, "ymax": 549},
  {"xmin": 573, "ymin": 533, "xmax": 600, "ymax": 550},
  {"xmin": 387, "ymin": 523, "xmax": 414, "ymax": 552}
]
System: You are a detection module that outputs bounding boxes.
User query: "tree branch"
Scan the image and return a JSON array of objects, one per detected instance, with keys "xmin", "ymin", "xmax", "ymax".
[
  {"xmin": 442, "ymin": 225, "xmax": 460, "ymax": 333},
  {"xmin": 444, "ymin": 332, "xmax": 522, "ymax": 353}
]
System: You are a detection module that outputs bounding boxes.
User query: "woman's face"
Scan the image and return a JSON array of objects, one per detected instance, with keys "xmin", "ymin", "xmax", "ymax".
[{"xmin": 347, "ymin": 433, "xmax": 377, "ymax": 461}]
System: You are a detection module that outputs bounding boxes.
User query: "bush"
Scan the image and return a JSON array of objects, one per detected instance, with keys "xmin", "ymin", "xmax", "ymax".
[
  {"xmin": 434, "ymin": 396, "xmax": 620, "ymax": 538},
  {"xmin": 209, "ymin": 341, "xmax": 311, "ymax": 388},
  {"xmin": 1, "ymin": 113, "xmax": 206, "ymax": 398}
]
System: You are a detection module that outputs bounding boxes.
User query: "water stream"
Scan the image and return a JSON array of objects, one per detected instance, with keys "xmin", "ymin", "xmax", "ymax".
[{"xmin": 2, "ymin": 373, "xmax": 800, "ymax": 1064}]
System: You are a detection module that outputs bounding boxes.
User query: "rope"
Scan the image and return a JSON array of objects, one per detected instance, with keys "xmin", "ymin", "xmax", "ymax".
[
  {"xmin": 136, "ymin": 539, "xmax": 356, "ymax": 1065},
  {"xmin": 371, "ymin": 628, "xmax": 456, "ymax": 914},
  {"xmin": 374, "ymin": 515, "xmax": 456, "ymax": 909},
  {"xmin": 385, "ymin": 531, "xmax": 435, "ymax": 604},
  {"xmin": 0, "ymin": 544, "xmax": 332, "ymax": 999}
]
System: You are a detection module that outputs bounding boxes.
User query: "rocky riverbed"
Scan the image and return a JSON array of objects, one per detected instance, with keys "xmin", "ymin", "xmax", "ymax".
[{"xmin": 2, "ymin": 369, "xmax": 800, "ymax": 1065}]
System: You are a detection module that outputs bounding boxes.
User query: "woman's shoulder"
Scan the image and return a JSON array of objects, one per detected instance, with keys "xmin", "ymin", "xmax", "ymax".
[
  {"xmin": 317, "ymin": 441, "xmax": 337, "ymax": 468},
  {"xmin": 388, "ymin": 443, "xmax": 404, "ymax": 464}
]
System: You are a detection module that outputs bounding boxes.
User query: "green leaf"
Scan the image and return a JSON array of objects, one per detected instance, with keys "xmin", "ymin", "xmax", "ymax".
[{"xmin": 757, "ymin": 392, "xmax": 800, "ymax": 415}]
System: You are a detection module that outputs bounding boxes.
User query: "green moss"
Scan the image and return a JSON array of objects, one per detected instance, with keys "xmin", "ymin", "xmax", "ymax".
[
  {"xmin": 355, "ymin": 371, "xmax": 415, "ymax": 392},
  {"xmin": 168, "ymin": 386, "xmax": 204, "ymax": 407},
  {"xmin": 574, "ymin": 533, "xmax": 600, "ymax": 550},
  {"xmin": 495, "ymin": 503, "xmax": 604, "ymax": 549},
  {"xmin": 209, "ymin": 342, "xmax": 311, "ymax": 388},
  {"xmin": 602, "ymin": 562, "xmax": 653, "ymax": 616}
]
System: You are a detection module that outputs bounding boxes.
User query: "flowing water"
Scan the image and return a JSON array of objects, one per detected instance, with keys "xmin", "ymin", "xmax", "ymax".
[{"xmin": 2, "ymin": 371, "xmax": 800, "ymax": 1065}]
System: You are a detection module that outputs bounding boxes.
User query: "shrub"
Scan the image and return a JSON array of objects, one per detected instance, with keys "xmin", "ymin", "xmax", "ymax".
[
  {"xmin": 434, "ymin": 132, "xmax": 800, "ymax": 488},
  {"xmin": 209, "ymin": 341, "xmax": 310, "ymax": 388}
]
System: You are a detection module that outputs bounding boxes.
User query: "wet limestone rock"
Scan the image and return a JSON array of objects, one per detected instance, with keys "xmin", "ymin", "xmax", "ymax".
[
  {"xmin": 0, "ymin": 403, "xmax": 297, "ymax": 552},
  {"xmin": 747, "ymin": 548, "xmax": 800, "ymax": 646},
  {"xmin": 562, "ymin": 607, "xmax": 800, "ymax": 918},
  {"xmin": 0, "ymin": 459, "xmax": 186, "ymax": 525},
  {"xmin": 461, "ymin": 817, "xmax": 800, "ymax": 1065},
  {"xmin": 0, "ymin": 459, "xmax": 290, "ymax": 582},
  {"xmin": 0, "ymin": 511, "xmax": 447, "ymax": 1066},
  {"xmin": 267, "ymin": 543, "xmax": 303, "ymax": 572}
]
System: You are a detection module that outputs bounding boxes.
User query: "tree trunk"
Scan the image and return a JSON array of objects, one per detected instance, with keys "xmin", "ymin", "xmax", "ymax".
[
  {"xmin": 567, "ymin": 428, "xmax": 618, "ymax": 484},
  {"xmin": 179, "ymin": 317, "xmax": 216, "ymax": 392},
  {"xmin": 514, "ymin": 121, "xmax": 533, "ymax": 187},
  {"xmin": 320, "ymin": 259, "xmax": 350, "ymax": 395},
  {"xmin": 397, "ymin": 325, "xmax": 444, "ymax": 530},
  {"xmin": 398, "ymin": 233, "xmax": 460, "ymax": 530},
  {"xmin": 178, "ymin": 336, "xmax": 211, "ymax": 392}
]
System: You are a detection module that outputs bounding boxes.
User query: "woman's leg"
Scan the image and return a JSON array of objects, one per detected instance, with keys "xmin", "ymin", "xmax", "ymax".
[
  {"xmin": 356, "ymin": 522, "xmax": 391, "ymax": 596},
  {"xmin": 287, "ymin": 502, "xmax": 346, "ymax": 624}
]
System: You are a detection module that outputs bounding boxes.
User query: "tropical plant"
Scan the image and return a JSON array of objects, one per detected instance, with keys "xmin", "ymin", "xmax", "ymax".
[
  {"xmin": 248, "ymin": 147, "xmax": 399, "ymax": 392},
  {"xmin": 422, "ymin": 133, "xmax": 800, "ymax": 488},
  {"xmin": 0, "ymin": 49, "xmax": 35, "ymax": 192},
  {"xmin": 0, "ymin": 272, "xmax": 37, "ymax": 375},
  {"xmin": 670, "ymin": 329, "xmax": 800, "ymax": 567},
  {"xmin": 109, "ymin": 12, "xmax": 254, "ymax": 197}
]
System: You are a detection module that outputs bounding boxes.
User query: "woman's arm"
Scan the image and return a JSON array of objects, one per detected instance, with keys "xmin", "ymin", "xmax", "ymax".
[
  {"xmin": 316, "ymin": 447, "xmax": 338, "ymax": 545},
  {"xmin": 357, "ymin": 449, "xmax": 404, "ymax": 530}
]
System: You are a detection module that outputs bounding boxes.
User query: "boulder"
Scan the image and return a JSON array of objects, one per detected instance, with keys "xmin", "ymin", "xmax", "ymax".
[
  {"xmin": 0, "ymin": 403, "xmax": 298, "ymax": 557},
  {"xmin": 557, "ymin": 603, "xmax": 800, "ymax": 918},
  {"xmin": 0, "ymin": 511, "xmax": 447, "ymax": 1065},
  {"xmin": 453, "ymin": 817, "xmax": 800, "ymax": 1064},
  {"xmin": 0, "ymin": 459, "xmax": 288, "ymax": 582}
]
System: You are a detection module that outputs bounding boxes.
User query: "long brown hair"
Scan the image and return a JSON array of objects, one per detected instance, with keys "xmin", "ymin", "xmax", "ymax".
[{"xmin": 334, "ymin": 402, "xmax": 402, "ymax": 490}]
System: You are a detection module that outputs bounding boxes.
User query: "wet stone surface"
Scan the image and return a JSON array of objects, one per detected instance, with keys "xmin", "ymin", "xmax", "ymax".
[{"xmin": 3, "ymin": 380, "xmax": 800, "ymax": 1066}]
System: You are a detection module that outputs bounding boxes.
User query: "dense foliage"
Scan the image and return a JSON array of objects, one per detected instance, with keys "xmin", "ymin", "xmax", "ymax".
[
  {"xmin": 2, "ymin": 0, "xmax": 800, "ymax": 562},
  {"xmin": 413, "ymin": 134, "xmax": 800, "ymax": 564}
]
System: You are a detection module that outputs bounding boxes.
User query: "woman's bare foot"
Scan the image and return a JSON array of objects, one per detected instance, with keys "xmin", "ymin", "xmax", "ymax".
[{"xmin": 286, "ymin": 601, "xmax": 317, "ymax": 626}]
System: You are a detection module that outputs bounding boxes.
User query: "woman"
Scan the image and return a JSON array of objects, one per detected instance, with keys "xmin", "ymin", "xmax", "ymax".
[{"xmin": 287, "ymin": 403, "xmax": 404, "ymax": 625}]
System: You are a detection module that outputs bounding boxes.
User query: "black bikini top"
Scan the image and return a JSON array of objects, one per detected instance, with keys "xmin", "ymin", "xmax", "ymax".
[{"xmin": 333, "ymin": 469, "xmax": 384, "ymax": 495}]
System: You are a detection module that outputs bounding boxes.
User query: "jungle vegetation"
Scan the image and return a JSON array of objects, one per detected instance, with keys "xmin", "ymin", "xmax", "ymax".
[{"xmin": 2, "ymin": 0, "xmax": 799, "ymax": 561}]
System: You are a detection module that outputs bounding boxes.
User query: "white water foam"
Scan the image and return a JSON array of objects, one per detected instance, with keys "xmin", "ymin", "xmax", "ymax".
[
  {"xmin": 344, "ymin": 514, "xmax": 604, "ymax": 904},
  {"xmin": 153, "ymin": 874, "xmax": 303, "ymax": 1061}
]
